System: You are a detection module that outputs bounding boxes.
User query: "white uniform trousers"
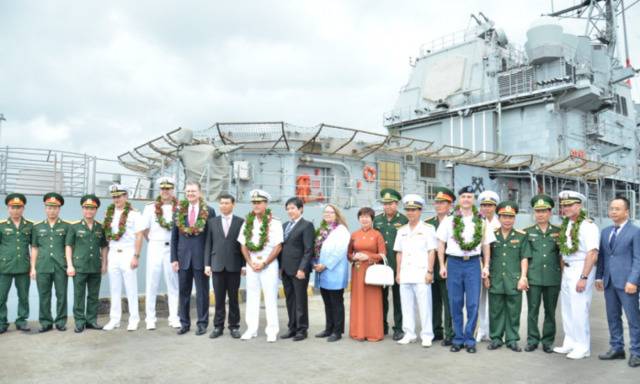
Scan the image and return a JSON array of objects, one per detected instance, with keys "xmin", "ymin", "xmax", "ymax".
[
  {"xmin": 400, "ymin": 283, "xmax": 434, "ymax": 342},
  {"xmin": 145, "ymin": 240, "xmax": 179, "ymax": 324},
  {"xmin": 244, "ymin": 261, "xmax": 279, "ymax": 337},
  {"xmin": 108, "ymin": 247, "xmax": 140, "ymax": 323},
  {"xmin": 559, "ymin": 260, "xmax": 595, "ymax": 354},
  {"xmin": 476, "ymin": 285, "xmax": 490, "ymax": 341}
]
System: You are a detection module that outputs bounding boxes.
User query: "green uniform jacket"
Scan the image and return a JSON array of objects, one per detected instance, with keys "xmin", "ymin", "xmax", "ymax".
[
  {"xmin": 489, "ymin": 228, "xmax": 531, "ymax": 295},
  {"xmin": 31, "ymin": 219, "xmax": 70, "ymax": 273},
  {"xmin": 0, "ymin": 218, "xmax": 33, "ymax": 274},
  {"xmin": 425, "ymin": 215, "xmax": 446, "ymax": 281},
  {"xmin": 524, "ymin": 224, "xmax": 562, "ymax": 286},
  {"xmin": 65, "ymin": 220, "xmax": 108, "ymax": 274},
  {"xmin": 373, "ymin": 212, "xmax": 408, "ymax": 269}
]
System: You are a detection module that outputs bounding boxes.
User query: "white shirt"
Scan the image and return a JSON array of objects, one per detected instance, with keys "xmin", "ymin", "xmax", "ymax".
[
  {"xmin": 608, "ymin": 220, "xmax": 627, "ymax": 242},
  {"xmin": 393, "ymin": 221, "xmax": 437, "ymax": 284},
  {"xmin": 436, "ymin": 213, "xmax": 496, "ymax": 256},
  {"xmin": 486, "ymin": 216, "xmax": 501, "ymax": 231},
  {"xmin": 238, "ymin": 216, "xmax": 284, "ymax": 262},
  {"xmin": 140, "ymin": 202, "xmax": 174, "ymax": 241},
  {"xmin": 108, "ymin": 207, "xmax": 143, "ymax": 248},
  {"xmin": 562, "ymin": 218, "xmax": 600, "ymax": 261}
]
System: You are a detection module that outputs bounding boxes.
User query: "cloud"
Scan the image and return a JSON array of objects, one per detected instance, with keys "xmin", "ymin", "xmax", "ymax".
[{"xmin": 0, "ymin": 0, "xmax": 638, "ymax": 158}]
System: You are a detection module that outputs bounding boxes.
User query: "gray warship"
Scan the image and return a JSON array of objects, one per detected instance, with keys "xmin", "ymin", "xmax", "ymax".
[{"xmin": 1, "ymin": 0, "xmax": 639, "ymax": 317}]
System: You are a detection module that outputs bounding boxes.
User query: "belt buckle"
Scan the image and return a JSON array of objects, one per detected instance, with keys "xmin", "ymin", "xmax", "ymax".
[
  {"xmin": 463, "ymin": 255, "xmax": 470, "ymax": 261},
  {"xmin": 117, "ymin": 249, "xmax": 122, "ymax": 253}
]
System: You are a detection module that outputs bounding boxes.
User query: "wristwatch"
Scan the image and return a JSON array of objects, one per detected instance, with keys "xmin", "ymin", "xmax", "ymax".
[{"xmin": 579, "ymin": 274, "xmax": 588, "ymax": 280}]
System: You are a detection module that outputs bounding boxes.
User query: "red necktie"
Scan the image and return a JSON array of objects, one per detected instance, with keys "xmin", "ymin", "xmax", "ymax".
[{"xmin": 189, "ymin": 206, "xmax": 196, "ymax": 226}]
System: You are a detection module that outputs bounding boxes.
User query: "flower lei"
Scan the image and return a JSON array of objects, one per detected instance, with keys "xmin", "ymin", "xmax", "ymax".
[
  {"xmin": 243, "ymin": 208, "xmax": 272, "ymax": 252},
  {"xmin": 452, "ymin": 205, "xmax": 484, "ymax": 251},
  {"xmin": 313, "ymin": 220, "xmax": 338, "ymax": 259},
  {"xmin": 176, "ymin": 198, "xmax": 209, "ymax": 236},
  {"xmin": 104, "ymin": 201, "xmax": 131, "ymax": 241},
  {"xmin": 154, "ymin": 195, "xmax": 178, "ymax": 230},
  {"xmin": 558, "ymin": 209, "xmax": 586, "ymax": 255}
]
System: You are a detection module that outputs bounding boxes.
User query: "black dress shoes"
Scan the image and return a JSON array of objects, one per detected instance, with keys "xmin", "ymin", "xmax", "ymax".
[
  {"xmin": 55, "ymin": 324, "xmax": 67, "ymax": 331},
  {"xmin": 524, "ymin": 344, "xmax": 537, "ymax": 352},
  {"xmin": 230, "ymin": 329, "xmax": 241, "ymax": 339},
  {"xmin": 38, "ymin": 325, "xmax": 53, "ymax": 333},
  {"xmin": 466, "ymin": 345, "xmax": 477, "ymax": 353},
  {"xmin": 598, "ymin": 349, "xmax": 626, "ymax": 360},
  {"xmin": 280, "ymin": 330, "xmax": 296, "ymax": 339},
  {"xmin": 177, "ymin": 326, "xmax": 190, "ymax": 335},
  {"xmin": 327, "ymin": 333, "xmax": 341, "ymax": 342},
  {"xmin": 487, "ymin": 341, "xmax": 502, "ymax": 350},
  {"xmin": 392, "ymin": 330, "xmax": 405, "ymax": 341},
  {"xmin": 450, "ymin": 344, "xmax": 462, "ymax": 352},
  {"xmin": 441, "ymin": 338, "xmax": 453, "ymax": 347},
  {"xmin": 542, "ymin": 345, "xmax": 554, "ymax": 353},
  {"xmin": 0, "ymin": 327, "xmax": 7, "ymax": 334},
  {"xmin": 315, "ymin": 330, "xmax": 331, "ymax": 338},
  {"xmin": 507, "ymin": 342, "xmax": 522, "ymax": 352},
  {"xmin": 86, "ymin": 323, "xmax": 102, "ymax": 330},
  {"xmin": 293, "ymin": 332, "xmax": 307, "ymax": 341},
  {"xmin": 195, "ymin": 325, "xmax": 207, "ymax": 336},
  {"xmin": 209, "ymin": 328, "xmax": 223, "ymax": 339},
  {"xmin": 74, "ymin": 325, "xmax": 85, "ymax": 333},
  {"xmin": 629, "ymin": 355, "xmax": 640, "ymax": 368},
  {"xmin": 16, "ymin": 324, "xmax": 31, "ymax": 332}
]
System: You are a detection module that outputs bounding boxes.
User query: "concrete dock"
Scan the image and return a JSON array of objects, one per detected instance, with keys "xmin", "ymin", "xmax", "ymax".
[{"xmin": 0, "ymin": 292, "xmax": 638, "ymax": 384}]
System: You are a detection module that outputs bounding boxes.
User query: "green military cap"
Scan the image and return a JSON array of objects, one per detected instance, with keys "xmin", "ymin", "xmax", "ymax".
[
  {"xmin": 433, "ymin": 187, "xmax": 455, "ymax": 203},
  {"xmin": 80, "ymin": 194, "xmax": 100, "ymax": 208},
  {"xmin": 43, "ymin": 192, "xmax": 64, "ymax": 207},
  {"xmin": 497, "ymin": 200, "xmax": 518, "ymax": 216},
  {"xmin": 380, "ymin": 188, "xmax": 401, "ymax": 203},
  {"xmin": 530, "ymin": 194, "xmax": 554, "ymax": 210},
  {"xmin": 5, "ymin": 193, "xmax": 26, "ymax": 207}
]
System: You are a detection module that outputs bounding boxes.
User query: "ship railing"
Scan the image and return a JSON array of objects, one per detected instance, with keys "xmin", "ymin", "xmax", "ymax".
[
  {"xmin": 419, "ymin": 28, "xmax": 480, "ymax": 56},
  {"xmin": 0, "ymin": 147, "xmax": 153, "ymax": 200}
]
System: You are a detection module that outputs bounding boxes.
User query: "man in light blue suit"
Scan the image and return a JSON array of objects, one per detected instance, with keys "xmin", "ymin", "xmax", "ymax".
[{"xmin": 595, "ymin": 196, "xmax": 640, "ymax": 368}]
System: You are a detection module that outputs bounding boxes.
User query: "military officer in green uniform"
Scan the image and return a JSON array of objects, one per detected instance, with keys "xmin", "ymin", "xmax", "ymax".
[
  {"xmin": 30, "ymin": 192, "xmax": 71, "ymax": 332},
  {"xmin": 425, "ymin": 186, "xmax": 455, "ymax": 346},
  {"xmin": 374, "ymin": 188, "xmax": 408, "ymax": 340},
  {"xmin": 65, "ymin": 194, "xmax": 109, "ymax": 333},
  {"xmin": 487, "ymin": 201, "xmax": 530, "ymax": 352},
  {"xmin": 0, "ymin": 193, "xmax": 33, "ymax": 333},
  {"xmin": 523, "ymin": 194, "xmax": 561, "ymax": 353}
]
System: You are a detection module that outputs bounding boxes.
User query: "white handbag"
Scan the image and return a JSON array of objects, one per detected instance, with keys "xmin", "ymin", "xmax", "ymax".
[{"xmin": 364, "ymin": 255, "xmax": 395, "ymax": 287}]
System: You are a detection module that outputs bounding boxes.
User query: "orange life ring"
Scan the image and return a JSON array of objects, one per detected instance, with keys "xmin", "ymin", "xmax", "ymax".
[
  {"xmin": 363, "ymin": 165, "xmax": 376, "ymax": 182},
  {"xmin": 296, "ymin": 175, "xmax": 312, "ymax": 203}
]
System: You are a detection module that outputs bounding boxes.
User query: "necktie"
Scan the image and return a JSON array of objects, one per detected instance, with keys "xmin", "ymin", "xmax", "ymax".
[
  {"xmin": 609, "ymin": 226, "xmax": 620, "ymax": 249},
  {"xmin": 223, "ymin": 216, "xmax": 230, "ymax": 237},
  {"xmin": 284, "ymin": 220, "xmax": 294, "ymax": 241},
  {"xmin": 189, "ymin": 206, "xmax": 196, "ymax": 227}
]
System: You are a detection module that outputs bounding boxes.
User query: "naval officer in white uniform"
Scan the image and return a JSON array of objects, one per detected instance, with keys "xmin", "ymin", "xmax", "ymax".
[
  {"xmin": 238, "ymin": 189, "xmax": 283, "ymax": 342},
  {"xmin": 553, "ymin": 190, "xmax": 600, "ymax": 359},
  {"xmin": 103, "ymin": 183, "xmax": 145, "ymax": 331},
  {"xmin": 140, "ymin": 176, "xmax": 181, "ymax": 330},
  {"xmin": 393, "ymin": 194, "xmax": 438, "ymax": 347}
]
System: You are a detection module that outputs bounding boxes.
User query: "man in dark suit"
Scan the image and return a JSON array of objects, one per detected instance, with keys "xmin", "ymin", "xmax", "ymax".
[
  {"xmin": 279, "ymin": 197, "xmax": 315, "ymax": 341},
  {"xmin": 204, "ymin": 193, "xmax": 244, "ymax": 339},
  {"xmin": 171, "ymin": 180, "xmax": 216, "ymax": 336},
  {"xmin": 596, "ymin": 196, "xmax": 640, "ymax": 367}
]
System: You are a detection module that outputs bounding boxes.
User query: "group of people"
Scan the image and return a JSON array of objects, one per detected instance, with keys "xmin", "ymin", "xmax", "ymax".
[{"xmin": 0, "ymin": 179, "xmax": 638, "ymax": 367}]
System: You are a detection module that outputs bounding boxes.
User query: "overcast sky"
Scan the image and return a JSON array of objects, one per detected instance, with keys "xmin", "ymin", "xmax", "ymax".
[{"xmin": 1, "ymin": 0, "xmax": 639, "ymax": 158}]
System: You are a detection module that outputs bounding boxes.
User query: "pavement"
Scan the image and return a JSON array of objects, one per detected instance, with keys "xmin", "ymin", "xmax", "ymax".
[{"xmin": 0, "ymin": 291, "xmax": 638, "ymax": 384}]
